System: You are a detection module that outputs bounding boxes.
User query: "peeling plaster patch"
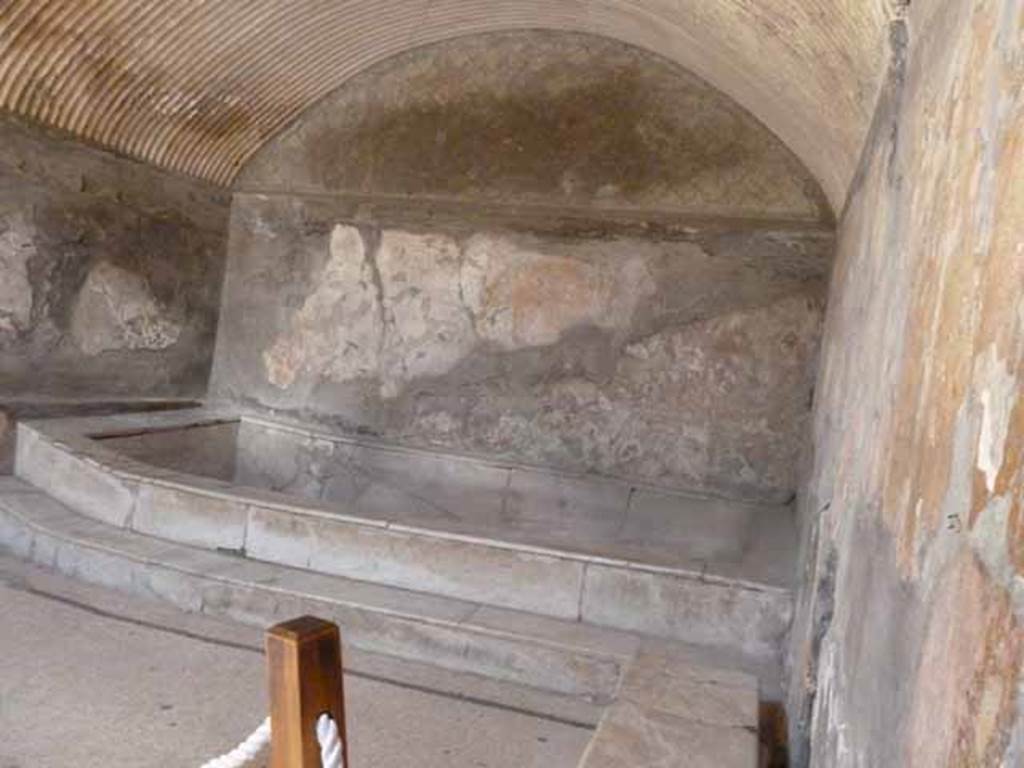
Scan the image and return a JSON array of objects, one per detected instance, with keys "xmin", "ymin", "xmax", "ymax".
[
  {"xmin": 70, "ymin": 262, "xmax": 182, "ymax": 355},
  {"xmin": 265, "ymin": 227, "xmax": 477, "ymax": 397},
  {"xmin": 0, "ymin": 213, "xmax": 36, "ymax": 337},
  {"xmin": 461, "ymin": 234, "xmax": 655, "ymax": 349},
  {"xmin": 377, "ymin": 230, "xmax": 476, "ymax": 397},
  {"xmin": 263, "ymin": 225, "xmax": 382, "ymax": 389},
  {"xmin": 970, "ymin": 494, "xmax": 1024, "ymax": 620},
  {"xmin": 268, "ymin": 228, "xmax": 661, "ymax": 398},
  {"xmin": 976, "ymin": 344, "xmax": 1015, "ymax": 491}
]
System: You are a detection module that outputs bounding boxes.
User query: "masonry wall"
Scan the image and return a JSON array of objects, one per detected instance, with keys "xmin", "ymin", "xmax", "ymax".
[
  {"xmin": 786, "ymin": 0, "xmax": 1023, "ymax": 764},
  {"xmin": 0, "ymin": 114, "xmax": 230, "ymax": 468},
  {"xmin": 212, "ymin": 32, "xmax": 833, "ymax": 503},
  {"xmin": 213, "ymin": 198, "xmax": 829, "ymax": 502}
]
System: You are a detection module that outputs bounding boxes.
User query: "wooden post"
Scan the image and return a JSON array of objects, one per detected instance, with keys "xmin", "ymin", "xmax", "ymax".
[{"xmin": 266, "ymin": 616, "xmax": 348, "ymax": 768}]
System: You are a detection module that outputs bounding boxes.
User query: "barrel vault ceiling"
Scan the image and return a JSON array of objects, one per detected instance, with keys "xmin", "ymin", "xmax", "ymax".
[{"xmin": 0, "ymin": 1, "xmax": 902, "ymax": 210}]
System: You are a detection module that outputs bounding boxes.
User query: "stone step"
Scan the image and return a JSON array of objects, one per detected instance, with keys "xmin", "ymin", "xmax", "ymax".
[
  {"xmin": 0, "ymin": 477, "xmax": 781, "ymax": 707},
  {"xmin": 579, "ymin": 652, "xmax": 760, "ymax": 767},
  {"xmin": 14, "ymin": 411, "xmax": 795, "ymax": 659}
]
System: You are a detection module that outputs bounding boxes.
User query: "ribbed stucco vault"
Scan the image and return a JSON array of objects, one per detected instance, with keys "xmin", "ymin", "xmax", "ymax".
[{"xmin": 0, "ymin": 1, "xmax": 900, "ymax": 209}]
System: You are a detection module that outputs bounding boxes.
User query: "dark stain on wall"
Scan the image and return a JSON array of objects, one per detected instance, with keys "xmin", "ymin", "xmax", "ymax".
[{"xmin": 240, "ymin": 31, "xmax": 831, "ymax": 223}]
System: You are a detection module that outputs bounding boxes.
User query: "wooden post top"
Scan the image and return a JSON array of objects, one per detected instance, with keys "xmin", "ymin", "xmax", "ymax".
[
  {"xmin": 266, "ymin": 616, "xmax": 348, "ymax": 768},
  {"xmin": 267, "ymin": 616, "xmax": 340, "ymax": 643}
]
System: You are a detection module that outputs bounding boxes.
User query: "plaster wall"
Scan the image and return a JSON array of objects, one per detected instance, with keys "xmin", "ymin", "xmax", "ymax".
[
  {"xmin": 0, "ymin": 115, "xmax": 230, "ymax": 397},
  {"xmin": 787, "ymin": 0, "xmax": 1024, "ymax": 764},
  {"xmin": 212, "ymin": 196, "xmax": 829, "ymax": 503},
  {"xmin": 214, "ymin": 33, "xmax": 833, "ymax": 504}
]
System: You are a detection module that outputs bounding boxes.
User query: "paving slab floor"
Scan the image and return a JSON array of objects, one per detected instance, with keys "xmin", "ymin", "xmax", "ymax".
[{"xmin": 0, "ymin": 554, "xmax": 591, "ymax": 768}]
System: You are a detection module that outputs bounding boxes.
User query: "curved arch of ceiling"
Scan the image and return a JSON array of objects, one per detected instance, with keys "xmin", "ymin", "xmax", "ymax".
[{"xmin": 0, "ymin": 1, "xmax": 895, "ymax": 210}]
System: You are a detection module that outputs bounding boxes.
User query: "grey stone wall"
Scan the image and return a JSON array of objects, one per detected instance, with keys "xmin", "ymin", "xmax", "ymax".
[
  {"xmin": 211, "ymin": 194, "xmax": 830, "ymax": 503},
  {"xmin": 0, "ymin": 114, "xmax": 230, "ymax": 399}
]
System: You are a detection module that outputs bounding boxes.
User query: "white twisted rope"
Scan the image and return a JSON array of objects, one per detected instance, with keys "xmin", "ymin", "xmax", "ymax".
[
  {"xmin": 200, "ymin": 717, "xmax": 271, "ymax": 768},
  {"xmin": 316, "ymin": 713, "xmax": 344, "ymax": 768},
  {"xmin": 199, "ymin": 713, "xmax": 343, "ymax": 768}
]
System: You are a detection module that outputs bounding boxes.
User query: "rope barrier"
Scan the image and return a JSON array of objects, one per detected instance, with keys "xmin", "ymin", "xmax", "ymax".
[
  {"xmin": 199, "ymin": 713, "xmax": 343, "ymax": 768},
  {"xmin": 199, "ymin": 718, "xmax": 270, "ymax": 768}
]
